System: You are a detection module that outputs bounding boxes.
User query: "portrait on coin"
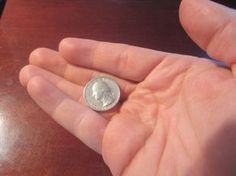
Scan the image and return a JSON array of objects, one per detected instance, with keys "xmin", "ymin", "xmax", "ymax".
[{"xmin": 91, "ymin": 81, "xmax": 114, "ymax": 107}]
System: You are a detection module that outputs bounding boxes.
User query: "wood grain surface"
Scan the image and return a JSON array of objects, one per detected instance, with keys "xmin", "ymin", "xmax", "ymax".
[{"xmin": 0, "ymin": 0, "xmax": 228, "ymax": 175}]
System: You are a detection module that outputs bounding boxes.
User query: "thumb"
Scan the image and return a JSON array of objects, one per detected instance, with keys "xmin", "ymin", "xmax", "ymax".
[{"xmin": 179, "ymin": 0, "xmax": 236, "ymax": 66}]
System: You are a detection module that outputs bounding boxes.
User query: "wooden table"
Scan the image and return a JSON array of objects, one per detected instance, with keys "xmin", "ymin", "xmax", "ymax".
[{"xmin": 0, "ymin": 0, "xmax": 231, "ymax": 175}]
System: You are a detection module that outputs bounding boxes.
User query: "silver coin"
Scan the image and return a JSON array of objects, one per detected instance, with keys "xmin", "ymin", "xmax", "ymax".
[{"xmin": 83, "ymin": 76, "xmax": 120, "ymax": 111}]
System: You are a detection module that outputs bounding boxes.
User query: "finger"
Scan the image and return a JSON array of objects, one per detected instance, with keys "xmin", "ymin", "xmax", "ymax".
[
  {"xmin": 19, "ymin": 65, "xmax": 83, "ymax": 102},
  {"xmin": 27, "ymin": 76, "xmax": 108, "ymax": 153},
  {"xmin": 179, "ymin": 0, "xmax": 236, "ymax": 66},
  {"xmin": 29, "ymin": 48, "xmax": 135, "ymax": 98},
  {"xmin": 19, "ymin": 65, "xmax": 121, "ymax": 119},
  {"xmin": 58, "ymin": 38, "xmax": 167, "ymax": 82}
]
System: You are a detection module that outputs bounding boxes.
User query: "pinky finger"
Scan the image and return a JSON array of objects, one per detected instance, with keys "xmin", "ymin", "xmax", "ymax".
[{"xmin": 27, "ymin": 76, "xmax": 108, "ymax": 153}]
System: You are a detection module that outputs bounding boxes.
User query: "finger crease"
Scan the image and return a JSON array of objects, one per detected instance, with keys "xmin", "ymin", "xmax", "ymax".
[
  {"xmin": 91, "ymin": 42, "xmax": 102, "ymax": 69},
  {"xmin": 206, "ymin": 18, "xmax": 233, "ymax": 53},
  {"xmin": 117, "ymin": 46, "xmax": 130, "ymax": 78},
  {"xmin": 144, "ymin": 54, "xmax": 170, "ymax": 80}
]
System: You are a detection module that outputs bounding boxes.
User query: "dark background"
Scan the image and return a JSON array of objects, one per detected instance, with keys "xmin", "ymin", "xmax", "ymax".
[{"xmin": 214, "ymin": 0, "xmax": 236, "ymax": 7}]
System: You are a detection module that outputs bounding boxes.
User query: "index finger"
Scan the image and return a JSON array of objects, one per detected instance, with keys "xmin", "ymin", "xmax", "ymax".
[{"xmin": 59, "ymin": 38, "xmax": 167, "ymax": 82}]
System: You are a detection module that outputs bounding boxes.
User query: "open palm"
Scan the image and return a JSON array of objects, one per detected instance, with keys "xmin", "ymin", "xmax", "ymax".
[{"xmin": 19, "ymin": 0, "xmax": 236, "ymax": 175}]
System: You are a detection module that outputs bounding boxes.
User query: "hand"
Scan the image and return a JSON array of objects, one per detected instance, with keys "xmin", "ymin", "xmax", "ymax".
[{"xmin": 19, "ymin": 0, "xmax": 236, "ymax": 175}]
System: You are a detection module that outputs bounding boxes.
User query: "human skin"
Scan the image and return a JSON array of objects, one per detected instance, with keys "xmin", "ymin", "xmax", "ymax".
[{"xmin": 19, "ymin": 0, "xmax": 236, "ymax": 175}]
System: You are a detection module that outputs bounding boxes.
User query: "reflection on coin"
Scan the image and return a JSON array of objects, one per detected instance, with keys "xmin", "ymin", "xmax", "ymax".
[{"xmin": 83, "ymin": 77, "xmax": 120, "ymax": 111}]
